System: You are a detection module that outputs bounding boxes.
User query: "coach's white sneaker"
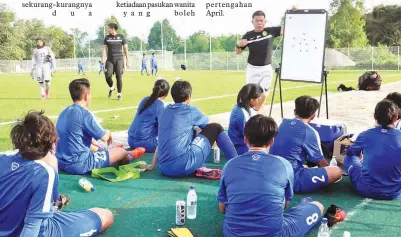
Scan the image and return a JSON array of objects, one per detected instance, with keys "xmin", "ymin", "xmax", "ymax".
[{"xmin": 117, "ymin": 94, "xmax": 122, "ymax": 101}]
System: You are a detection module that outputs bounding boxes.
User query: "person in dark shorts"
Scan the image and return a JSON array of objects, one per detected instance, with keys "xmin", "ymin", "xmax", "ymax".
[{"xmin": 102, "ymin": 23, "xmax": 129, "ymax": 101}]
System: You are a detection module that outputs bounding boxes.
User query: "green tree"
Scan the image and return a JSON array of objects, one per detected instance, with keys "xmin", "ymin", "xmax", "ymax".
[
  {"xmin": 327, "ymin": 0, "xmax": 368, "ymax": 48},
  {"xmin": 0, "ymin": 3, "xmax": 25, "ymax": 60},
  {"xmin": 365, "ymin": 5, "xmax": 401, "ymax": 46},
  {"xmin": 186, "ymin": 31, "xmax": 209, "ymax": 53},
  {"xmin": 127, "ymin": 36, "xmax": 147, "ymax": 51},
  {"xmin": 71, "ymin": 28, "xmax": 88, "ymax": 58},
  {"xmin": 96, "ymin": 16, "xmax": 128, "ymax": 40},
  {"xmin": 148, "ymin": 19, "xmax": 179, "ymax": 52}
]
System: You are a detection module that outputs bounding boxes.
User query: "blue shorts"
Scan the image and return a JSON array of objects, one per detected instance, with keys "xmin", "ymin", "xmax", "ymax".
[
  {"xmin": 159, "ymin": 134, "xmax": 211, "ymax": 177},
  {"xmin": 47, "ymin": 210, "xmax": 102, "ymax": 237},
  {"xmin": 281, "ymin": 203, "xmax": 322, "ymax": 236},
  {"xmin": 128, "ymin": 137, "xmax": 157, "ymax": 153},
  {"xmin": 234, "ymin": 144, "xmax": 248, "ymax": 156},
  {"xmin": 141, "ymin": 65, "xmax": 147, "ymax": 70},
  {"xmin": 152, "ymin": 65, "xmax": 158, "ymax": 70},
  {"xmin": 294, "ymin": 167, "xmax": 329, "ymax": 193},
  {"xmin": 60, "ymin": 150, "xmax": 110, "ymax": 175}
]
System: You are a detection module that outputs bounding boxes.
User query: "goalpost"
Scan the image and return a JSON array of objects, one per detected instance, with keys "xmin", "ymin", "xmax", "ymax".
[{"xmin": 127, "ymin": 50, "xmax": 175, "ymax": 71}]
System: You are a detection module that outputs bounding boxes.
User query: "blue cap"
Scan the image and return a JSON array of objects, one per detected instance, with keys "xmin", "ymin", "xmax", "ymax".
[
  {"xmin": 190, "ymin": 185, "xmax": 195, "ymax": 190},
  {"xmin": 322, "ymin": 218, "xmax": 328, "ymax": 224}
]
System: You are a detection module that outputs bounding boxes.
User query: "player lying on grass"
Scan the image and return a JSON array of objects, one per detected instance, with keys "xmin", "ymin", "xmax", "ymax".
[
  {"xmin": 228, "ymin": 83, "xmax": 263, "ymax": 155},
  {"xmin": 30, "ymin": 36, "xmax": 56, "ymax": 100},
  {"xmin": 0, "ymin": 111, "xmax": 113, "ymax": 236},
  {"xmin": 218, "ymin": 114, "xmax": 324, "ymax": 237},
  {"xmin": 385, "ymin": 92, "xmax": 401, "ymax": 129},
  {"xmin": 156, "ymin": 80, "xmax": 238, "ymax": 177},
  {"xmin": 270, "ymin": 96, "xmax": 342, "ymax": 193},
  {"xmin": 128, "ymin": 79, "xmax": 169, "ymax": 153},
  {"xmin": 345, "ymin": 99, "xmax": 401, "ymax": 200},
  {"xmin": 56, "ymin": 78, "xmax": 138, "ymax": 175}
]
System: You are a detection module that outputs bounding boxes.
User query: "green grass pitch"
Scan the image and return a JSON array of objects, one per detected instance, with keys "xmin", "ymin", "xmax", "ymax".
[{"xmin": 1, "ymin": 70, "xmax": 401, "ymax": 237}]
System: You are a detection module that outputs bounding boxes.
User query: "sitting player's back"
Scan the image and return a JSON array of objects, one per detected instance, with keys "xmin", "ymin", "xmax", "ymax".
[
  {"xmin": 348, "ymin": 127, "xmax": 401, "ymax": 199},
  {"xmin": 158, "ymin": 103, "xmax": 208, "ymax": 168},
  {"xmin": 0, "ymin": 153, "xmax": 57, "ymax": 236},
  {"xmin": 270, "ymin": 118, "xmax": 322, "ymax": 173},
  {"xmin": 56, "ymin": 104, "xmax": 105, "ymax": 168},
  {"xmin": 220, "ymin": 152, "xmax": 293, "ymax": 236}
]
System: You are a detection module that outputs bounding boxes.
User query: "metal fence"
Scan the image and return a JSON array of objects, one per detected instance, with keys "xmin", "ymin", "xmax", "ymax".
[{"xmin": 0, "ymin": 46, "xmax": 400, "ymax": 73}]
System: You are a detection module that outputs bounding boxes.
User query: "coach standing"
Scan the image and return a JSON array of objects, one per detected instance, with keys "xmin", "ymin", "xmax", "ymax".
[
  {"xmin": 236, "ymin": 10, "xmax": 283, "ymax": 112},
  {"xmin": 102, "ymin": 23, "xmax": 129, "ymax": 101}
]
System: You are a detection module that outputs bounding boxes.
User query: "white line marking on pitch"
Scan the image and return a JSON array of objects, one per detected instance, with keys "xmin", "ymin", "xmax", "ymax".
[
  {"xmin": 1, "ymin": 74, "xmax": 401, "ymax": 126},
  {"xmin": 330, "ymin": 198, "xmax": 373, "ymax": 233}
]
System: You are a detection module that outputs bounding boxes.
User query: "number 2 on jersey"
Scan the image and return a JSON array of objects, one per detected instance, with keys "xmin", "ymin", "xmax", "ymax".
[{"xmin": 311, "ymin": 175, "xmax": 325, "ymax": 183}]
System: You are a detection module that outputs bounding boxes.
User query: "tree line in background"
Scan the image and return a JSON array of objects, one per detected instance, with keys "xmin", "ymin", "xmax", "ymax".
[{"xmin": 0, "ymin": 0, "xmax": 400, "ymax": 61}]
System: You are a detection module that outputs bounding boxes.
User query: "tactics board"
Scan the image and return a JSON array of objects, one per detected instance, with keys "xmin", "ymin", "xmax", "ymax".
[{"xmin": 280, "ymin": 9, "xmax": 328, "ymax": 83}]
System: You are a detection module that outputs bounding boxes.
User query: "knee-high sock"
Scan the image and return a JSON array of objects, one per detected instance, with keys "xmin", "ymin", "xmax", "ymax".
[
  {"xmin": 38, "ymin": 82, "xmax": 45, "ymax": 96},
  {"xmin": 45, "ymin": 80, "xmax": 51, "ymax": 91},
  {"xmin": 216, "ymin": 132, "xmax": 238, "ymax": 160}
]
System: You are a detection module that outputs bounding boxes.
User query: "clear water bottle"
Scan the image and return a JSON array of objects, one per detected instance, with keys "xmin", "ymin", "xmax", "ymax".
[
  {"xmin": 186, "ymin": 185, "xmax": 197, "ymax": 219},
  {"xmin": 79, "ymin": 178, "xmax": 94, "ymax": 192},
  {"xmin": 330, "ymin": 156, "xmax": 338, "ymax": 166},
  {"xmin": 318, "ymin": 218, "xmax": 330, "ymax": 237},
  {"xmin": 343, "ymin": 231, "xmax": 351, "ymax": 237}
]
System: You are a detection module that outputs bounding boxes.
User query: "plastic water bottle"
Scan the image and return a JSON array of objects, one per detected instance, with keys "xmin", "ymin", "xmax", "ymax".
[
  {"xmin": 330, "ymin": 156, "xmax": 338, "ymax": 166},
  {"xmin": 186, "ymin": 185, "xmax": 197, "ymax": 219},
  {"xmin": 318, "ymin": 218, "xmax": 330, "ymax": 237},
  {"xmin": 79, "ymin": 178, "xmax": 94, "ymax": 192},
  {"xmin": 343, "ymin": 231, "xmax": 351, "ymax": 237}
]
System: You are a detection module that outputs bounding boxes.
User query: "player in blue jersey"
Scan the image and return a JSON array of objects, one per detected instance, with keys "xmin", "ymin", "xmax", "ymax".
[
  {"xmin": 77, "ymin": 60, "xmax": 85, "ymax": 75},
  {"xmin": 56, "ymin": 78, "xmax": 138, "ymax": 175},
  {"xmin": 128, "ymin": 79, "xmax": 169, "ymax": 153},
  {"xmin": 345, "ymin": 99, "xmax": 401, "ymax": 200},
  {"xmin": 157, "ymin": 80, "xmax": 238, "ymax": 177},
  {"xmin": 151, "ymin": 53, "xmax": 158, "ymax": 76},
  {"xmin": 270, "ymin": 96, "xmax": 342, "ymax": 193},
  {"xmin": 98, "ymin": 60, "xmax": 105, "ymax": 76},
  {"xmin": 0, "ymin": 111, "xmax": 113, "ymax": 237},
  {"xmin": 385, "ymin": 92, "xmax": 401, "ymax": 129},
  {"xmin": 218, "ymin": 114, "xmax": 324, "ymax": 237},
  {"xmin": 141, "ymin": 53, "xmax": 149, "ymax": 76},
  {"xmin": 228, "ymin": 83, "xmax": 263, "ymax": 155}
]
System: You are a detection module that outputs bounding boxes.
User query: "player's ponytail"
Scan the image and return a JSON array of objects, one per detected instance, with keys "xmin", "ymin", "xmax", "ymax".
[
  {"xmin": 237, "ymin": 84, "xmax": 264, "ymax": 113},
  {"xmin": 139, "ymin": 79, "xmax": 170, "ymax": 115},
  {"xmin": 374, "ymin": 99, "xmax": 399, "ymax": 129}
]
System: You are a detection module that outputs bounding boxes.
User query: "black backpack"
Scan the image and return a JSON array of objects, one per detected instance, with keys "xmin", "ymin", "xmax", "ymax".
[{"xmin": 358, "ymin": 71, "xmax": 382, "ymax": 91}]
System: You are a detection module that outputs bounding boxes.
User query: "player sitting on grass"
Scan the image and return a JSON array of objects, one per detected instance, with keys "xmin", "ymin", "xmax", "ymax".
[
  {"xmin": 128, "ymin": 79, "xmax": 169, "ymax": 153},
  {"xmin": 0, "ymin": 111, "xmax": 113, "ymax": 236},
  {"xmin": 270, "ymin": 96, "xmax": 342, "ymax": 193},
  {"xmin": 228, "ymin": 83, "xmax": 263, "ymax": 155},
  {"xmin": 385, "ymin": 92, "xmax": 401, "ymax": 129},
  {"xmin": 218, "ymin": 114, "xmax": 324, "ymax": 237},
  {"xmin": 56, "ymin": 78, "xmax": 137, "ymax": 175},
  {"xmin": 157, "ymin": 80, "xmax": 238, "ymax": 177},
  {"xmin": 345, "ymin": 99, "xmax": 401, "ymax": 200}
]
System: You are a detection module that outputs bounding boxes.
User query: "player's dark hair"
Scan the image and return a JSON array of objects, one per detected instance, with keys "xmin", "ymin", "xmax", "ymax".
[
  {"xmin": 386, "ymin": 92, "xmax": 401, "ymax": 109},
  {"xmin": 69, "ymin": 78, "xmax": 90, "ymax": 102},
  {"xmin": 245, "ymin": 114, "xmax": 278, "ymax": 147},
  {"xmin": 108, "ymin": 23, "xmax": 118, "ymax": 31},
  {"xmin": 171, "ymin": 80, "xmax": 192, "ymax": 103},
  {"xmin": 237, "ymin": 84, "xmax": 264, "ymax": 113},
  {"xmin": 252, "ymin": 10, "xmax": 265, "ymax": 19},
  {"xmin": 143, "ymin": 53, "xmax": 145, "ymax": 56},
  {"xmin": 11, "ymin": 111, "xmax": 57, "ymax": 161},
  {"xmin": 139, "ymin": 79, "xmax": 170, "ymax": 115},
  {"xmin": 152, "ymin": 53, "xmax": 155, "ymax": 56},
  {"xmin": 375, "ymin": 99, "xmax": 399, "ymax": 128},
  {"xmin": 295, "ymin": 96, "xmax": 320, "ymax": 119}
]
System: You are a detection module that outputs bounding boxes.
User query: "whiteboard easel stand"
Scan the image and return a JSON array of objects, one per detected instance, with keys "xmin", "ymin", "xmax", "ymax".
[
  {"xmin": 269, "ymin": 68, "xmax": 329, "ymax": 119},
  {"xmin": 317, "ymin": 70, "xmax": 329, "ymax": 119}
]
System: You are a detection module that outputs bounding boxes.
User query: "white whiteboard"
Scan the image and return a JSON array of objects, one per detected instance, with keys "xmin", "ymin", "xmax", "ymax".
[{"xmin": 280, "ymin": 10, "xmax": 328, "ymax": 83}]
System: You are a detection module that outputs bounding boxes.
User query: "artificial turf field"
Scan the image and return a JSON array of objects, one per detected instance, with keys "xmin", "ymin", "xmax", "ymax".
[{"xmin": 1, "ymin": 70, "xmax": 401, "ymax": 236}]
